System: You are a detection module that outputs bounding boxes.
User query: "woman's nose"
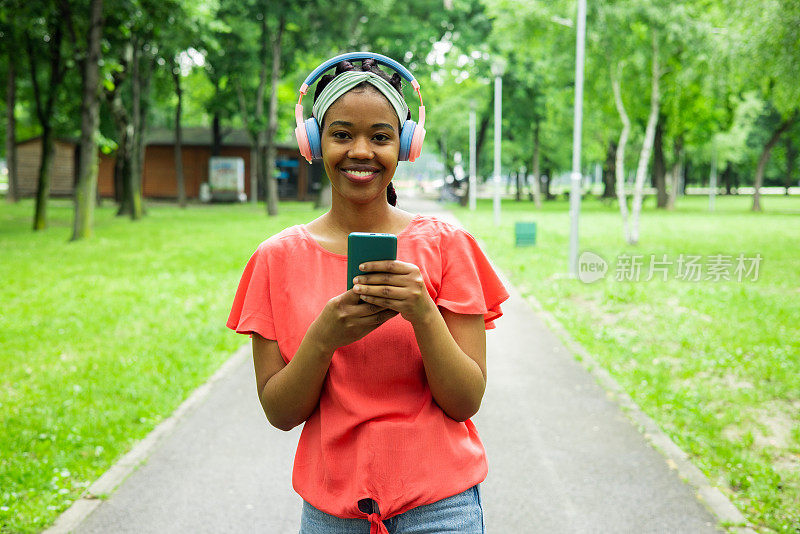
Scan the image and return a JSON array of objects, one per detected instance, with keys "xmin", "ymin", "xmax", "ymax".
[{"xmin": 348, "ymin": 135, "xmax": 373, "ymax": 159}]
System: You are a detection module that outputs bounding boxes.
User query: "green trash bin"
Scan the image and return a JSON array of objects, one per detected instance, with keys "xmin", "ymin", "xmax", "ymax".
[{"xmin": 515, "ymin": 221, "xmax": 537, "ymax": 247}]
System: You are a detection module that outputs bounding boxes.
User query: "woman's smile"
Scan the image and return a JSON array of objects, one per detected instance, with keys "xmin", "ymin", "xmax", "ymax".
[{"xmin": 340, "ymin": 167, "xmax": 380, "ymax": 183}]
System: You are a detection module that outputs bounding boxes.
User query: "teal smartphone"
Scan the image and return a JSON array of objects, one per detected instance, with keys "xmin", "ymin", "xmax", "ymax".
[{"xmin": 347, "ymin": 232, "xmax": 398, "ymax": 291}]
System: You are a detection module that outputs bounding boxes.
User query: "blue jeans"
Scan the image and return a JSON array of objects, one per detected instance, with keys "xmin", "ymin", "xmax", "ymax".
[{"xmin": 299, "ymin": 484, "xmax": 485, "ymax": 534}]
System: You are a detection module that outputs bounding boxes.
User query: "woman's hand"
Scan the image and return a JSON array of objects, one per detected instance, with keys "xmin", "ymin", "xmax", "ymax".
[
  {"xmin": 351, "ymin": 260, "xmax": 438, "ymax": 326},
  {"xmin": 307, "ymin": 288, "xmax": 399, "ymax": 353}
]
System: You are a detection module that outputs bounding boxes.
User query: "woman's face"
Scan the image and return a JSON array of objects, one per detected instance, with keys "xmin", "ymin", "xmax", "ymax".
[{"xmin": 320, "ymin": 86, "xmax": 401, "ymax": 206}]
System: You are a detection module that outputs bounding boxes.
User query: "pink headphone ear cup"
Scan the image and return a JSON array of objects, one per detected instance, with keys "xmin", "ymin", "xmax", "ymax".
[
  {"xmin": 408, "ymin": 125, "xmax": 426, "ymax": 162},
  {"xmin": 295, "ymin": 123, "xmax": 313, "ymax": 163}
]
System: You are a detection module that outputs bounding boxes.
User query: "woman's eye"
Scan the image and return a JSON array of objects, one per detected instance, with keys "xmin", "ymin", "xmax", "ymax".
[
  {"xmin": 373, "ymin": 133, "xmax": 390, "ymax": 142},
  {"xmin": 332, "ymin": 131, "xmax": 350, "ymax": 139}
]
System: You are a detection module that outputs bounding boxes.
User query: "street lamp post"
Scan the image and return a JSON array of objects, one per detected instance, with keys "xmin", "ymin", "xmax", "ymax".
[
  {"xmin": 491, "ymin": 57, "xmax": 506, "ymax": 227},
  {"xmin": 568, "ymin": 0, "xmax": 587, "ymax": 275}
]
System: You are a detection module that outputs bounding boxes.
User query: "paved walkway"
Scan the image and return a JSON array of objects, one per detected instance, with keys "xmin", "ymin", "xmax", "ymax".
[{"xmin": 60, "ymin": 195, "xmax": 723, "ymax": 533}]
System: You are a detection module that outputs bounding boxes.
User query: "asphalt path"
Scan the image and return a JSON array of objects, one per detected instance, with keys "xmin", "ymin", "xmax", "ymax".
[{"xmin": 67, "ymin": 196, "xmax": 722, "ymax": 533}]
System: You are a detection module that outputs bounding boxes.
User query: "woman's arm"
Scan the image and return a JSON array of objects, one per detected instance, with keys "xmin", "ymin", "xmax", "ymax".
[
  {"xmin": 412, "ymin": 308, "xmax": 487, "ymax": 422},
  {"xmin": 253, "ymin": 289, "xmax": 398, "ymax": 431},
  {"xmin": 252, "ymin": 332, "xmax": 333, "ymax": 432},
  {"xmin": 353, "ymin": 260, "xmax": 487, "ymax": 422}
]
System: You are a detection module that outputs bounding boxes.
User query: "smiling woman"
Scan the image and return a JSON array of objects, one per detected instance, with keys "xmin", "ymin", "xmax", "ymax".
[
  {"xmin": 226, "ymin": 53, "xmax": 509, "ymax": 534},
  {"xmin": 313, "ymin": 58, "xmax": 410, "ymax": 209},
  {"xmin": 322, "ymin": 87, "xmax": 400, "ymax": 206}
]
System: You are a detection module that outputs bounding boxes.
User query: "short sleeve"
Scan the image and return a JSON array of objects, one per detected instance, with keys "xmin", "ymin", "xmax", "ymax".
[
  {"xmin": 226, "ymin": 244, "xmax": 276, "ymax": 340},
  {"xmin": 435, "ymin": 226, "xmax": 510, "ymax": 329}
]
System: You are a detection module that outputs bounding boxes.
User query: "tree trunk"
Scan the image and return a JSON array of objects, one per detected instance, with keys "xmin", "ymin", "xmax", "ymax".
[
  {"xmin": 752, "ymin": 111, "xmax": 797, "ymax": 211},
  {"xmin": 172, "ymin": 59, "xmax": 186, "ymax": 208},
  {"xmin": 530, "ymin": 120, "xmax": 542, "ymax": 207},
  {"xmin": 104, "ymin": 41, "xmax": 131, "ymax": 207},
  {"xmin": 784, "ymin": 135, "xmax": 796, "ymax": 195},
  {"xmin": 254, "ymin": 13, "xmax": 268, "ymax": 208},
  {"xmin": 26, "ymin": 9, "xmax": 66, "ymax": 230},
  {"xmin": 212, "ymin": 112, "xmax": 222, "ymax": 157},
  {"xmin": 514, "ymin": 170, "xmax": 521, "ymax": 201},
  {"xmin": 33, "ymin": 125, "xmax": 55, "ymax": 230},
  {"xmin": 264, "ymin": 15, "xmax": 285, "ymax": 216},
  {"xmin": 722, "ymin": 162, "xmax": 733, "ymax": 195},
  {"xmin": 71, "ymin": 0, "xmax": 103, "ymax": 240},
  {"xmin": 666, "ymin": 137, "xmax": 683, "ymax": 210},
  {"xmin": 542, "ymin": 167, "xmax": 553, "ymax": 200},
  {"xmin": 109, "ymin": 101, "xmax": 133, "ymax": 215},
  {"xmin": 611, "ymin": 63, "xmax": 632, "ymax": 243},
  {"xmin": 117, "ymin": 38, "xmax": 143, "ymax": 219},
  {"xmin": 5, "ymin": 50, "xmax": 18, "ymax": 203},
  {"xmin": 653, "ymin": 113, "xmax": 667, "ymax": 207},
  {"xmin": 601, "ymin": 139, "xmax": 616, "ymax": 199},
  {"xmin": 630, "ymin": 38, "xmax": 661, "ymax": 245},
  {"xmin": 133, "ymin": 43, "xmax": 152, "ymax": 218}
]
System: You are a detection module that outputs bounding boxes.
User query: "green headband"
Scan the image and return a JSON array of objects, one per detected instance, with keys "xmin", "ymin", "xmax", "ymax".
[{"xmin": 312, "ymin": 70, "xmax": 409, "ymax": 126}]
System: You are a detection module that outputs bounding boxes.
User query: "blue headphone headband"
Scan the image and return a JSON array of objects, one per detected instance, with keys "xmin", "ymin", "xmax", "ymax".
[{"xmin": 302, "ymin": 52, "xmax": 417, "ymax": 88}]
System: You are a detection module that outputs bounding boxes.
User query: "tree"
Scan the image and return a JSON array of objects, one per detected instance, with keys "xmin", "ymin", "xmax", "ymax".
[
  {"xmin": 480, "ymin": 0, "xmax": 576, "ymax": 203},
  {"xmin": 71, "ymin": 0, "xmax": 105, "ymax": 240},
  {"xmin": 629, "ymin": 33, "xmax": 661, "ymax": 245},
  {"xmin": 99, "ymin": 0, "xmax": 184, "ymax": 219},
  {"xmin": 170, "ymin": 54, "xmax": 186, "ymax": 207},
  {"xmin": 1, "ymin": 2, "xmax": 20, "ymax": 203},
  {"xmin": 263, "ymin": 13, "xmax": 285, "ymax": 216},
  {"xmin": 611, "ymin": 62, "xmax": 633, "ymax": 242},
  {"xmin": 23, "ymin": 0, "xmax": 71, "ymax": 230},
  {"xmin": 218, "ymin": 1, "xmax": 274, "ymax": 212},
  {"xmin": 160, "ymin": 6, "xmax": 204, "ymax": 209},
  {"xmin": 730, "ymin": 0, "xmax": 800, "ymax": 211}
]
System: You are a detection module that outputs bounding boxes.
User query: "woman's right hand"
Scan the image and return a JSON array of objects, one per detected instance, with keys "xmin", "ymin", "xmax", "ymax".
[{"xmin": 306, "ymin": 289, "xmax": 399, "ymax": 353}]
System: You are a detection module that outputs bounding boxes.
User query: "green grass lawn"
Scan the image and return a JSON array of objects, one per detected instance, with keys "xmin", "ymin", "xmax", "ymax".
[
  {"xmin": 449, "ymin": 194, "xmax": 800, "ymax": 533},
  {"xmin": 0, "ymin": 198, "xmax": 323, "ymax": 533}
]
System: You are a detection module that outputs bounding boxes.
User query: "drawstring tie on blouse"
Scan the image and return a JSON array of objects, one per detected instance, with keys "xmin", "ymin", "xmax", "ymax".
[{"xmin": 368, "ymin": 513, "xmax": 389, "ymax": 534}]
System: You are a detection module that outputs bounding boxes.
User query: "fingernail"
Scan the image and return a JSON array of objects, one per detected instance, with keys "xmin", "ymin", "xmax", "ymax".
[
  {"xmin": 353, "ymin": 277, "xmax": 360, "ymax": 284},
  {"xmin": 353, "ymin": 285, "xmax": 360, "ymax": 292}
]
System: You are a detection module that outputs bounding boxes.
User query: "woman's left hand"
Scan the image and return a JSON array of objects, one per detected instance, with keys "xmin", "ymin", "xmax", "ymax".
[{"xmin": 352, "ymin": 260, "xmax": 437, "ymax": 326}]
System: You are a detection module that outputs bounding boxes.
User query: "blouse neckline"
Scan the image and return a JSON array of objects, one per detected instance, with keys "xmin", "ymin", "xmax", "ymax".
[{"xmin": 298, "ymin": 214, "xmax": 424, "ymax": 259}]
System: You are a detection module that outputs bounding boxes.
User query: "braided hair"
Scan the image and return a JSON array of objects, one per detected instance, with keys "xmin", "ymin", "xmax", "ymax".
[{"xmin": 313, "ymin": 58, "xmax": 410, "ymax": 207}]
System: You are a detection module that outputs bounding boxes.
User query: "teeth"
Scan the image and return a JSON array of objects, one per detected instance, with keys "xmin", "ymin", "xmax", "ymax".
[{"xmin": 346, "ymin": 170, "xmax": 375, "ymax": 177}]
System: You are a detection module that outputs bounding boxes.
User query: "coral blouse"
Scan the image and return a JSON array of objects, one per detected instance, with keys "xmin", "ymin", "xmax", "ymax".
[{"xmin": 226, "ymin": 214, "xmax": 509, "ymax": 534}]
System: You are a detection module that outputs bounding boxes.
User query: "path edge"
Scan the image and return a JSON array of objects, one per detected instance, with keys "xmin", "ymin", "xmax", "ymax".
[
  {"xmin": 408, "ymin": 203, "xmax": 755, "ymax": 534},
  {"xmin": 43, "ymin": 343, "xmax": 251, "ymax": 534},
  {"xmin": 518, "ymin": 289, "xmax": 756, "ymax": 534}
]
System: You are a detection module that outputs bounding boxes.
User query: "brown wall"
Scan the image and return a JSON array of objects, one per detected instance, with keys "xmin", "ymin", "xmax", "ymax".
[
  {"xmin": 98, "ymin": 154, "xmax": 116, "ymax": 198},
  {"xmin": 14, "ymin": 138, "xmax": 307, "ymax": 201},
  {"xmin": 17, "ymin": 138, "xmax": 116, "ymax": 199},
  {"xmin": 17, "ymin": 139, "xmax": 76, "ymax": 197},
  {"xmin": 143, "ymin": 145, "xmax": 308, "ymax": 200},
  {"xmin": 143, "ymin": 145, "xmax": 254, "ymax": 199}
]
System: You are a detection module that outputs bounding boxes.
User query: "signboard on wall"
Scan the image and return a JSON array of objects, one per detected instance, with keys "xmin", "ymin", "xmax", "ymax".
[{"xmin": 209, "ymin": 157, "xmax": 246, "ymax": 202}]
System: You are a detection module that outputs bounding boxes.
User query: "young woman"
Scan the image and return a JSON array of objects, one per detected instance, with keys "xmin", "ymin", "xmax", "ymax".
[{"xmin": 227, "ymin": 53, "xmax": 509, "ymax": 534}]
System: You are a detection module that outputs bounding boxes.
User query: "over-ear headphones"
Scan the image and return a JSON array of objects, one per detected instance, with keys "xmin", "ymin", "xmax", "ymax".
[{"xmin": 294, "ymin": 52, "xmax": 426, "ymax": 163}]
